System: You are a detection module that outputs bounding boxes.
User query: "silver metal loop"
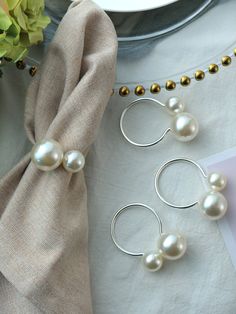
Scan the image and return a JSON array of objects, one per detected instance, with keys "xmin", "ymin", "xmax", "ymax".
[
  {"xmin": 111, "ymin": 203, "xmax": 163, "ymax": 257},
  {"xmin": 120, "ymin": 98, "xmax": 171, "ymax": 147},
  {"xmin": 155, "ymin": 158, "xmax": 208, "ymax": 209}
]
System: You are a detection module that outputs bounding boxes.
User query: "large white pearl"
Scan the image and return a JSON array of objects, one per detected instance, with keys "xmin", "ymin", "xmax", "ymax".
[
  {"xmin": 142, "ymin": 251, "xmax": 163, "ymax": 272},
  {"xmin": 200, "ymin": 191, "xmax": 228, "ymax": 220},
  {"xmin": 171, "ymin": 112, "xmax": 199, "ymax": 142},
  {"xmin": 208, "ymin": 172, "xmax": 227, "ymax": 191},
  {"xmin": 63, "ymin": 150, "xmax": 85, "ymax": 173},
  {"xmin": 166, "ymin": 97, "xmax": 185, "ymax": 115},
  {"xmin": 158, "ymin": 233, "xmax": 187, "ymax": 260},
  {"xmin": 31, "ymin": 139, "xmax": 63, "ymax": 171}
]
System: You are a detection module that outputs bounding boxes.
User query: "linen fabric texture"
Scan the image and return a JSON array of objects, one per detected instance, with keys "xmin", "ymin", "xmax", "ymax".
[{"xmin": 0, "ymin": 0, "xmax": 117, "ymax": 313}]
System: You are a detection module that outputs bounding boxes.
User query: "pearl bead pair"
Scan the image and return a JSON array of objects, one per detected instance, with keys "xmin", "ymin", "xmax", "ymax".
[
  {"xmin": 155, "ymin": 158, "xmax": 228, "ymax": 221},
  {"xmin": 142, "ymin": 232, "xmax": 187, "ymax": 272},
  {"xmin": 166, "ymin": 96, "xmax": 199, "ymax": 142},
  {"xmin": 120, "ymin": 97, "xmax": 199, "ymax": 148},
  {"xmin": 31, "ymin": 139, "xmax": 85, "ymax": 173},
  {"xmin": 111, "ymin": 203, "xmax": 187, "ymax": 273},
  {"xmin": 200, "ymin": 172, "xmax": 227, "ymax": 220}
]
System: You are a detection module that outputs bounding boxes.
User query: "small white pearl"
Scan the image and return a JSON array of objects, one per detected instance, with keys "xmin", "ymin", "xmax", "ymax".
[
  {"xmin": 166, "ymin": 97, "xmax": 185, "ymax": 115},
  {"xmin": 142, "ymin": 251, "xmax": 163, "ymax": 272},
  {"xmin": 158, "ymin": 233, "xmax": 187, "ymax": 260},
  {"xmin": 171, "ymin": 112, "xmax": 199, "ymax": 142},
  {"xmin": 31, "ymin": 139, "xmax": 63, "ymax": 171},
  {"xmin": 200, "ymin": 191, "xmax": 228, "ymax": 220},
  {"xmin": 208, "ymin": 172, "xmax": 227, "ymax": 191},
  {"xmin": 63, "ymin": 150, "xmax": 85, "ymax": 173}
]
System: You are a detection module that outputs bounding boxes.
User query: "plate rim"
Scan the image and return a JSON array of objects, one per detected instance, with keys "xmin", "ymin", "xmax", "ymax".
[{"xmin": 93, "ymin": 0, "xmax": 179, "ymax": 13}]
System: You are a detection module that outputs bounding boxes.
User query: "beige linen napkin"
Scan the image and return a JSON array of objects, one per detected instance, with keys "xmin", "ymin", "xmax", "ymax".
[{"xmin": 0, "ymin": 0, "xmax": 117, "ymax": 313}]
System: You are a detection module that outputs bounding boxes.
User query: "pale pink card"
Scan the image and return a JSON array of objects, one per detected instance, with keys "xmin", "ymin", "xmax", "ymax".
[{"xmin": 201, "ymin": 147, "xmax": 236, "ymax": 269}]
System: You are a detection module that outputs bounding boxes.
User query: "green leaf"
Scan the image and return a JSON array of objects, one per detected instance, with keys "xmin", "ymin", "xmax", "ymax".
[
  {"xmin": 0, "ymin": 7, "xmax": 12, "ymax": 30},
  {"xmin": 1, "ymin": 0, "xmax": 50, "ymax": 63},
  {"xmin": 6, "ymin": 0, "xmax": 20, "ymax": 11}
]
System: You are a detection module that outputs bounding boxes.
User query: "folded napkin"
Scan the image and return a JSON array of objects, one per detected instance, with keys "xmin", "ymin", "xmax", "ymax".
[{"xmin": 0, "ymin": 0, "xmax": 117, "ymax": 313}]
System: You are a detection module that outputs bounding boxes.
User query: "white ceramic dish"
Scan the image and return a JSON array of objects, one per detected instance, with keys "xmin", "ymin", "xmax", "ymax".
[{"xmin": 92, "ymin": 0, "xmax": 179, "ymax": 12}]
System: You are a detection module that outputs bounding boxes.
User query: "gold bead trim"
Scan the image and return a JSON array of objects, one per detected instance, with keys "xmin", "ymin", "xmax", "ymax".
[
  {"xmin": 150, "ymin": 83, "xmax": 161, "ymax": 94},
  {"xmin": 180, "ymin": 75, "xmax": 191, "ymax": 86},
  {"xmin": 135, "ymin": 85, "xmax": 145, "ymax": 96},
  {"xmin": 15, "ymin": 59, "xmax": 38, "ymax": 76},
  {"xmin": 14, "ymin": 49, "xmax": 236, "ymax": 94},
  {"xmin": 208, "ymin": 63, "xmax": 219, "ymax": 74},
  {"xmin": 165, "ymin": 80, "xmax": 176, "ymax": 91},
  {"xmin": 221, "ymin": 56, "xmax": 231, "ymax": 66},
  {"xmin": 16, "ymin": 60, "xmax": 26, "ymax": 70},
  {"xmin": 112, "ymin": 48, "xmax": 236, "ymax": 96},
  {"xmin": 195, "ymin": 70, "xmax": 205, "ymax": 81},
  {"xmin": 29, "ymin": 66, "xmax": 37, "ymax": 77},
  {"xmin": 119, "ymin": 86, "xmax": 130, "ymax": 97}
]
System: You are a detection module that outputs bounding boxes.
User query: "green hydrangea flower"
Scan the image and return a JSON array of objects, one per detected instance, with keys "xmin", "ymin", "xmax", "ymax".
[{"xmin": 0, "ymin": 0, "xmax": 50, "ymax": 62}]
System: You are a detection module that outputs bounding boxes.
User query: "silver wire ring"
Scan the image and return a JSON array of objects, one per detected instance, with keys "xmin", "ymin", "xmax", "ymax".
[
  {"xmin": 155, "ymin": 158, "xmax": 208, "ymax": 209},
  {"xmin": 120, "ymin": 98, "xmax": 171, "ymax": 147},
  {"xmin": 111, "ymin": 203, "xmax": 163, "ymax": 257}
]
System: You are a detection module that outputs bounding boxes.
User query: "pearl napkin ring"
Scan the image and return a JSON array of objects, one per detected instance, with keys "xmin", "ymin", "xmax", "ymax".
[
  {"xmin": 155, "ymin": 158, "xmax": 228, "ymax": 220},
  {"xmin": 111, "ymin": 203, "xmax": 187, "ymax": 272},
  {"xmin": 120, "ymin": 97, "xmax": 199, "ymax": 147},
  {"xmin": 31, "ymin": 139, "xmax": 85, "ymax": 173}
]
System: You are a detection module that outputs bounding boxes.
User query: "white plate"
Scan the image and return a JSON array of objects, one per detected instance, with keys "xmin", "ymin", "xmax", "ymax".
[{"xmin": 93, "ymin": 0, "xmax": 179, "ymax": 12}]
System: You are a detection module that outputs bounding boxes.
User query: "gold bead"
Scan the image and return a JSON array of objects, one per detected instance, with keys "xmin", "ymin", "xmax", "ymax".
[
  {"xmin": 29, "ymin": 66, "xmax": 37, "ymax": 77},
  {"xmin": 135, "ymin": 85, "xmax": 145, "ymax": 96},
  {"xmin": 234, "ymin": 48, "xmax": 236, "ymax": 56},
  {"xmin": 195, "ymin": 70, "xmax": 205, "ymax": 81},
  {"xmin": 221, "ymin": 56, "xmax": 231, "ymax": 66},
  {"xmin": 180, "ymin": 75, "xmax": 191, "ymax": 86},
  {"xmin": 16, "ymin": 60, "xmax": 26, "ymax": 70},
  {"xmin": 119, "ymin": 86, "xmax": 130, "ymax": 97},
  {"xmin": 150, "ymin": 83, "xmax": 161, "ymax": 94},
  {"xmin": 208, "ymin": 64, "xmax": 219, "ymax": 74},
  {"xmin": 165, "ymin": 80, "xmax": 176, "ymax": 91}
]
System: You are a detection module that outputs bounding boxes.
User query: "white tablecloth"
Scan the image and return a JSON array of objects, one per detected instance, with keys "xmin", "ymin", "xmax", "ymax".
[{"xmin": 1, "ymin": 0, "xmax": 236, "ymax": 313}]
